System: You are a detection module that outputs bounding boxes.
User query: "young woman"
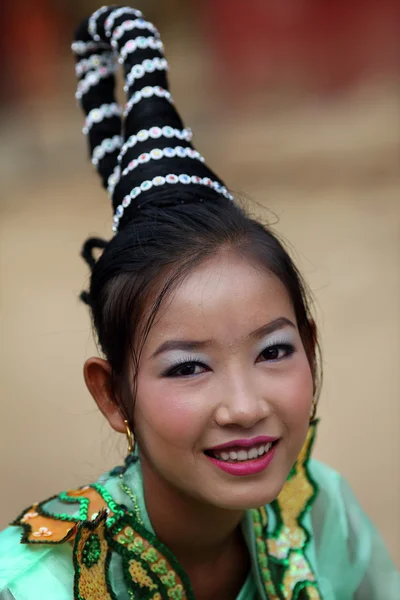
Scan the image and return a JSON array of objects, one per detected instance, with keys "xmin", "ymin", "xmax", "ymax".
[{"xmin": 0, "ymin": 6, "xmax": 398, "ymax": 599}]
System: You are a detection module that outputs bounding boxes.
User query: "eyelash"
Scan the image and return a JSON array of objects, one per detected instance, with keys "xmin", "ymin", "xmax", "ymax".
[
  {"xmin": 163, "ymin": 343, "xmax": 295, "ymax": 378},
  {"xmin": 163, "ymin": 355, "xmax": 208, "ymax": 378}
]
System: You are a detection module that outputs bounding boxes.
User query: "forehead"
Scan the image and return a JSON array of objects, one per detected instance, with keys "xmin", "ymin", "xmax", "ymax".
[{"xmin": 146, "ymin": 252, "xmax": 296, "ymax": 345}]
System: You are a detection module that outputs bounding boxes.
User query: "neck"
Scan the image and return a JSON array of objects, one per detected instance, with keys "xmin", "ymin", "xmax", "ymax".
[{"xmin": 139, "ymin": 455, "xmax": 245, "ymax": 566}]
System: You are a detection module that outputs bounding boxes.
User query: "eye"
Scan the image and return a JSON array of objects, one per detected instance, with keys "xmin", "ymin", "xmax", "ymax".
[
  {"xmin": 164, "ymin": 361, "xmax": 209, "ymax": 378},
  {"xmin": 257, "ymin": 343, "xmax": 295, "ymax": 363}
]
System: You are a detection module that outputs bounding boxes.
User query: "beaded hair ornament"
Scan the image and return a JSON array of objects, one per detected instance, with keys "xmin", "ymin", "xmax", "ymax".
[{"xmin": 72, "ymin": 5, "xmax": 234, "ymax": 235}]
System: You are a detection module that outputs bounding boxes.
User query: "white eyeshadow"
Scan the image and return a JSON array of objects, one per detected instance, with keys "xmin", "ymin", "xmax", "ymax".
[
  {"xmin": 256, "ymin": 329, "xmax": 297, "ymax": 353},
  {"xmin": 157, "ymin": 352, "xmax": 209, "ymax": 368}
]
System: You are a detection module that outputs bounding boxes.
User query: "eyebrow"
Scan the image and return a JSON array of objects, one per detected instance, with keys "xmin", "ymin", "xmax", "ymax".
[
  {"xmin": 150, "ymin": 317, "xmax": 296, "ymax": 359},
  {"xmin": 249, "ymin": 317, "xmax": 296, "ymax": 340}
]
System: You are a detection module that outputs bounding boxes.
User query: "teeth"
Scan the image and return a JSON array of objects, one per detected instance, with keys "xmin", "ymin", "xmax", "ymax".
[
  {"xmin": 248, "ymin": 447, "xmax": 259, "ymax": 459},
  {"xmin": 213, "ymin": 442, "xmax": 273, "ymax": 462}
]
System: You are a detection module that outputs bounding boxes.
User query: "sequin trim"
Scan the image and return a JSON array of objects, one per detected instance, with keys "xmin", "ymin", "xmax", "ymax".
[
  {"xmin": 11, "ymin": 484, "xmax": 117, "ymax": 545},
  {"xmin": 73, "ymin": 512, "xmax": 116, "ymax": 600},
  {"xmin": 108, "ymin": 511, "xmax": 195, "ymax": 599},
  {"xmin": 123, "ymin": 86, "xmax": 173, "ymax": 118},
  {"xmin": 82, "ymin": 533, "xmax": 102, "ymax": 569},
  {"xmin": 76, "ymin": 61, "xmax": 116, "ymax": 100},
  {"xmin": 90, "ymin": 483, "xmax": 125, "ymax": 527},
  {"xmin": 75, "ymin": 53, "xmax": 114, "ymax": 78},
  {"xmin": 118, "ymin": 126, "xmax": 193, "ymax": 161},
  {"xmin": 118, "ymin": 36, "xmax": 164, "ymax": 63},
  {"xmin": 124, "ymin": 57, "xmax": 168, "ymax": 91},
  {"xmin": 121, "ymin": 146, "xmax": 205, "ymax": 177},
  {"xmin": 83, "ymin": 103, "xmax": 121, "ymax": 134},
  {"xmin": 104, "ymin": 7, "xmax": 143, "ymax": 37},
  {"xmin": 253, "ymin": 423, "xmax": 322, "ymax": 599},
  {"xmin": 107, "ymin": 164, "xmax": 120, "ymax": 196},
  {"xmin": 13, "ymin": 425, "xmax": 321, "ymax": 598},
  {"xmin": 251, "ymin": 507, "xmax": 280, "ymax": 600},
  {"xmin": 92, "ymin": 135, "xmax": 123, "ymax": 166},
  {"xmin": 119, "ymin": 477, "xmax": 144, "ymax": 525},
  {"xmin": 73, "ymin": 509, "xmax": 196, "ymax": 600},
  {"xmin": 112, "ymin": 175, "xmax": 234, "ymax": 232},
  {"xmin": 111, "ymin": 19, "xmax": 160, "ymax": 50},
  {"xmin": 72, "ymin": 40, "xmax": 109, "ymax": 56},
  {"xmin": 88, "ymin": 5, "xmax": 109, "ymax": 42}
]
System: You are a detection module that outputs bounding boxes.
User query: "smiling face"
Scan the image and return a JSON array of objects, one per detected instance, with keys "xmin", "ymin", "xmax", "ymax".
[{"xmin": 133, "ymin": 249, "xmax": 314, "ymax": 510}]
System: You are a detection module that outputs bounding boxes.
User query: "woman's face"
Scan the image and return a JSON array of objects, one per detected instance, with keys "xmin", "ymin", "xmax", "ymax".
[{"xmin": 134, "ymin": 251, "xmax": 314, "ymax": 510}]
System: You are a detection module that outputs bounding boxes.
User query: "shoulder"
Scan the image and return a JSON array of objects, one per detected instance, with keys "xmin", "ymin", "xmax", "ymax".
[
  {"xmin": 307, "ymin": 459, "xmax": 400, "ymax": 598},
  {"xmin": 0, "ymin": 525, "xmax": 73, "ymax": 599},
  {"xmin": 309, "ymin": 458, "xmax": 342, "ymax": 496},
  {"xmin": 309, "ymin": 457, "xmax": 363, "ymax": 523},
  {"xmin": 308, "ymin": 458, "xmax": 363, "ymax": 536},
  {"xmin": 0, "ymin": 482, "xmax": 115, "ymax": 598}
]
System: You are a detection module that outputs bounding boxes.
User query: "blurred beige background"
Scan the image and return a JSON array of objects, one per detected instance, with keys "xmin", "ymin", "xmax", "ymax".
[{"xmin": 0, "ymin": 0, "xmax": 399, "ymax": 568}]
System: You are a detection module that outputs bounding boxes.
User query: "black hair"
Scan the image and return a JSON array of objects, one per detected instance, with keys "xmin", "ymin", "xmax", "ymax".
[{"xmin": 73, "ymin": 6, "xmax": 321, "ymax": 428}]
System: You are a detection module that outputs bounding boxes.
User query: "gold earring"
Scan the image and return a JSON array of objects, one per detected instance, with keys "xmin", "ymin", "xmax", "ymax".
[{"xmin": 124, "ymin": 419, "xmax": 135, "ymax": 454}]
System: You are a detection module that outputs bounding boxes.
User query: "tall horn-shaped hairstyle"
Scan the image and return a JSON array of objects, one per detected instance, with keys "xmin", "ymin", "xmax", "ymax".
[
  {"xmin": 72, "ymin": 6, "xmax": 321, "ymax": 425},
  {"xmin": 72, "ymin": 5, "xmax": 233, "ymax": 234}
]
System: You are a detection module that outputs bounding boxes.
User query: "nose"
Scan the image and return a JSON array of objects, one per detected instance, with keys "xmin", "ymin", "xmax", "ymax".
[{"xmin": 214, "ymin": 373, "xmax": 271, "ymax": 429}]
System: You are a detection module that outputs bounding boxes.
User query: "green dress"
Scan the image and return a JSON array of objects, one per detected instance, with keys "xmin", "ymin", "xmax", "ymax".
[{"xmin": 0, "ymin": 425, "xmax": 398, "ymax": 599}]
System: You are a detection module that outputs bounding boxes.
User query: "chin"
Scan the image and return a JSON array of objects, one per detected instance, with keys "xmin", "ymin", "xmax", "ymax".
[{"xmin": 208, "ymin": 477, "xmax": 288, "ymax": 511}]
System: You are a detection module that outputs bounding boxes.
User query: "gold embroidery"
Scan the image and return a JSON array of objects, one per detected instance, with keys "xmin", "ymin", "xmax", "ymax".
[
  {"xmin": 13, "ymin": 423, "xmax": 322, "ymax": 599},
  {"xmin": 12, "ymin": 487, "xmax": 110, "ymax": 544},
  {"xmin": 114, "ymin": 521, "xmax": 190, "ymax": 599},
  {"xmin": 254, "ymin": 423, "xmax": 322, "ymax": 599},
  {"xmin": 269, "ymin": 423, "xmax": 321, "ymax": 599},
  {"xmin": 73, "ymin": 513, "xmax": 114, "ymax": 600}
]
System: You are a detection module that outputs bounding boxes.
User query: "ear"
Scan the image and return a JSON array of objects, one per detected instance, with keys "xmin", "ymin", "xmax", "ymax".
[{"xmin": 83, "ymin": 357, "xmax": 126, "ymax": 434}]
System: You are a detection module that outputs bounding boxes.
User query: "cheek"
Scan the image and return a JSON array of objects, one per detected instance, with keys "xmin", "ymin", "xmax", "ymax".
[
  {"xmin": 134, "ymin": 378, "xmax": 209, "ymax": 449},
  {"xmin": 273, "ymin": 356, "xmax": 314, "ymax": 422}
]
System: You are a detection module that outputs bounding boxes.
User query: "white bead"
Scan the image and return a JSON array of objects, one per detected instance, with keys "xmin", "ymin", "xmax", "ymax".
[
  {"xmin": 124, "ymin": 87, "xmax": 173, "ymax": 118},
  {"xmin": 150, "ymin": 149, "xmax": 163, "ymax": 160},
  {"xmin": 105, "ymin": 8, "xmax": 143, "ymax": 38},
  {"xmin": 119, "ymin": 36, "xmax": 163, "ymax": 63},
  {"xmin": 130, "ymin": 187, "xmax": 140, "ymax": 198},
  {"xmin": 166, "ymin": 174, "xmax": 178, "ymax": 184},
  {"xmin": 91, "ymin": 135, "xmax": 122, "ymax": 166},
  {"xmin": 140, "ymin": 180, "xmax": 152, "ymax": 191},
  {"xmin": 149, "ymin": 127, "xmax": 162, "ymax": 139},
  {"xmin": 111, "ymin": 18, "xmax": 156, "ymax": 44},
  {"xmin": 72, "ymin": 40, "xmax": 109, "ymax": 56},
  {"xmin": 125, "ymin": 56, "xmax": 168, "ymax": 90},
  {"xmin": 164, "ymin": 147, "xmax": 176, "ymax": 157},
  {"xmin": 142, "ymin": 86, "xmax": 153, "ymax": 98},
  {"xmin": 84, "ymin": 103, "xmax": 121, "ymax": 132},
  {"xmin": 112, "ymin": 174, "xmax": 235, "ymax": 233},
  {"xmin": 88, "ymin": 6, "xmax": 109, "ymax": 43}
]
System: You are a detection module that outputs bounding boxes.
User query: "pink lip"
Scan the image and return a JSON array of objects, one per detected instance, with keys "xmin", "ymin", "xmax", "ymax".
[
  {"xmin": 208, "ymin": 435, "xmax": 278, "ymax": 452},
  {"xmin": 206, "ymin": 442, "xmax": 278, "ymax": 476}
]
